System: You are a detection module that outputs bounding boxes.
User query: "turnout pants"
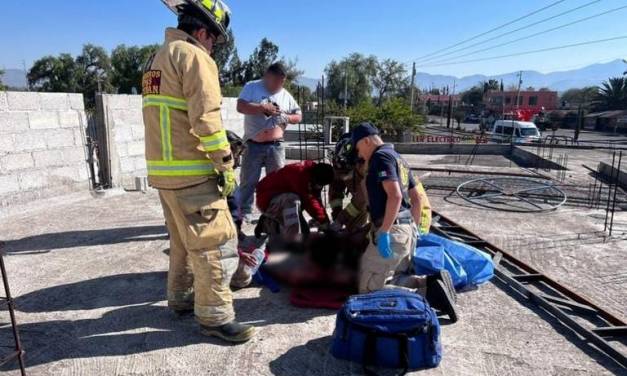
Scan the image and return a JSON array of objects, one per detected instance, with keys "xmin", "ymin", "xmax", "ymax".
[
  {"xmin": 262, "ymin": 193, "xmax": 303, "ymax": 238},
  {"xmin": 159, "ymin": 181, "xmax": 239, "ymax": 327},
  {"xmin": 358, "ymin": 223, "xmax": 422, "ymax": 294}
]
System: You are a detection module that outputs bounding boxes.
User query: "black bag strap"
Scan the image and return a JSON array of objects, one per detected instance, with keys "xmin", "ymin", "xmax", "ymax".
[{"xmin": 362, "ymin": 331, "xmax": 410, "ymax": 376}]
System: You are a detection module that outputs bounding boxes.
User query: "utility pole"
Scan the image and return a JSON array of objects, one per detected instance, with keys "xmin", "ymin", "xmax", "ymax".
[
  {"xmin": 512, "ymin": 71, "xmax": 523, "ymax": 144},
  {"xmin": 410, "ymin": 62, "xmax": 416, "ymax": 112},
  {"xmin": 343, "ymin": 67, "xmax": 348, "ymax": 112},
  {"xmin": 515, "ymin": 71, "xmax": 523, "ymax": 110}
]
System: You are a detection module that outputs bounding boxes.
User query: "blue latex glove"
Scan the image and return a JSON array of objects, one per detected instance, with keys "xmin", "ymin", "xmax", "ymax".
[{"xmin": 377, "ymin": 232, "xmax": 393, "ymax": 259}]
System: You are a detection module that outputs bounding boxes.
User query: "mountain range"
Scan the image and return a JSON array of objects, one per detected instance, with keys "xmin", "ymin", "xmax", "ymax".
[
  {"xmin": 296, "ymin": 59, "xmax": 627, "ymax": 93},
  {"xmin": 4, "ymin": 59, "xmax": 625, "ymax": 92}
]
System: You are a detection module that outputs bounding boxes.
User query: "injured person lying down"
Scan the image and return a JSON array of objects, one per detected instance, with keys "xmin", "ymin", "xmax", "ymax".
[{"xmin": 233, "ymin": 158, "xmax": 458, "ymax": 322}]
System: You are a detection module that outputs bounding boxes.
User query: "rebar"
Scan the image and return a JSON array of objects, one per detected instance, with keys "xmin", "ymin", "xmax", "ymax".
[
  {"xmin": 604, "ymin": 151, "xmax": 617, "ymax": 232},
  {"xmin": 609, "ymin": 151, "xmax": 623, "ymax": 237},
  {"xmin": 0, "ymin": 244, "xmax": 26, "ymax": 375}
]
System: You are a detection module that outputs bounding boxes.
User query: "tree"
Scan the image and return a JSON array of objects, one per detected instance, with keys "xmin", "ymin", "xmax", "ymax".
[
  {"xmin": 0, "ymin": 69, "xmax": 5, "ymax": 91},
  {"xmin": 372, "ymin": 59, "xmax": 407, "ymax": 106},
  {"xmin": 461, "ymin": 85, "xmax": 484, "ymax": 107},
  {"xmin": 75, "ymin": 44, "xmax": 114, "ymax": 107},
  {"xmin": 226, "ymin": 48, "xmax": 245, "ymax": 86},
  {"xmin": 280, "ymin": 57, "xmax": 304, "ymax": 95},
  {"xmin": 212, "ymin": 29, "xmax": 235, "ymax": 84},
  {"xmin": 595, "ymin": 77, "xmax": 626, "ymax": 111},
  {"xmin": 348, "ymin": 98, "xmax": 422, "ymax": 137},
  {"xmin": 560, "ymin": 86, "xmax": 597, "ymax": 108},
  {"xmin": 378, "ymin": 98, "xmax": 422, "ymax": 136},
  {"xmin": 111, "ymin": 44, "xmax": 159, "ymax": 94},
  {"xmin": 243, "ymin": 38, "xmax": 279, "ymax": 82},
  {"xmin": 482, "ymin": 79, "xmax": 500, "ymax": 94},
  {"xmin": 28, "ymin": 54, "xmax": 80, "ymax": 92},
  {"xmin": 325, "ymin": 53, "xmax": 377, "ymax": 106}
]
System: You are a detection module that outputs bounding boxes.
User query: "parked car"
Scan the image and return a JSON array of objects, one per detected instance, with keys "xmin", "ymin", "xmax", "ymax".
[
  {"xmin": 489, "ymin": 120, "xmax": 541, "ymax": 144},
  {"xmin": 464, "ymin": 114, "xmax": 480, "ymax": 123}
]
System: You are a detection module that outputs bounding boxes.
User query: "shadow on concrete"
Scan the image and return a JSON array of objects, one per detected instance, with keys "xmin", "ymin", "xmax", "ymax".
[
  {"xmin": 15, "ymin": 272, "xmax": 168, "ymax": 313},
  {"xmin": 3, "ymin": 272, "xmax": 331, "ymax": 371},
  {"xmin": 2, "ymin": 225, "xmax": 168, "ymax": 254},
  {"xmin": 269, "ymin": 336, "xmax": 407, "ymax": 376}
]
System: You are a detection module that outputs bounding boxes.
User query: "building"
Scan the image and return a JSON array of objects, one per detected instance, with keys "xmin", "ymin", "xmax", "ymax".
[
  {"xmin": 585, "ymin": 110, "xmax": 627, "ymax": 132},
  {"xmin": 485, "ymin": 90, "xmax": 558, "ymax": 113},
  {"xmin": 419, "ymin": 94, "xmax": 461, "ymax": 108}
]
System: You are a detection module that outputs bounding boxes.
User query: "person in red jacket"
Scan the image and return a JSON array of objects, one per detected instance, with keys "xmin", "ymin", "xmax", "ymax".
[{"xmin": 254, "ymin": 161, "xmax": 334, "ymax": 242}]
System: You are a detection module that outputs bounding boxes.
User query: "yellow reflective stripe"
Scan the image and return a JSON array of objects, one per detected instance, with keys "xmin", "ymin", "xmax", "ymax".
[
  {"xmin": 147, "ymin": 160, "xmax": 216, "ymax": 177},
  {"xmin": 420, "ymin": 209, "xmax": 431, "ymax": 234},
  {"xmin": 345, "ymin": 202, "xmax": 360, "ymax": 217},
  {"xmin": 330, "ymin": 199, "xmax": 344, "ymax": 209},
  {"xmin": 160, "ymin": 105, "xmax": 174, "ymax": 161},
  {"xmin": 143, "ymin": 95, "xmax": 188, "ymax": 111},
  {"xmin": 199, "ymin": 130, "xmax": 229, "ymax": 152}
]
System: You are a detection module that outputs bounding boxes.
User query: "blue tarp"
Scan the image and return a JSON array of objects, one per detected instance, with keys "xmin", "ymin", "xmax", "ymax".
[{"xmin": 414, "ymin": 233, "xmax": 494, "ymax": 290}]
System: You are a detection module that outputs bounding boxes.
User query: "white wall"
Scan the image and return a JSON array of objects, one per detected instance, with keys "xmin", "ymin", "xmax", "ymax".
[{"xmin": 0, "ymin": 92, "xmax": 89, "ymax": 209}]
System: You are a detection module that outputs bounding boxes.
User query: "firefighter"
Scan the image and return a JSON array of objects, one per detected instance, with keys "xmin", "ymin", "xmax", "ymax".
[
  {"xmin": 329, "ymin": 132, "xmax": 432, "ymax": 235},
  {"xmin": 142, "ymin": 0, "xmax": 255, "ymax": 342},
  {"xmin": 352, "ymin": 123, "xmax": 457, "ymax": 321},
  {"xmin": 328, "ymin": 133, "xmax": 369, "ymax": 232}
]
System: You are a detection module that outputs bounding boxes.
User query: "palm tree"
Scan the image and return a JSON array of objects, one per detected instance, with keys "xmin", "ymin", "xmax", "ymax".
[{"xmin": 594, "ymin": 77, "xmax": 626, "ymax": 111}]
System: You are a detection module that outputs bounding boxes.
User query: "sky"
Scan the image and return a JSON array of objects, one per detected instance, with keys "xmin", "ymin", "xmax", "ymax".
[{"xmin": 1, "ymin": 0, "xmax": 627, "ymax": 78}]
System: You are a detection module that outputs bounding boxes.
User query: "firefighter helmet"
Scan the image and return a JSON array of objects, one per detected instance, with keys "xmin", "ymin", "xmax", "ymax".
[
  {"xmin": 332, "ymin": 133, "xmax": 357, "ymax": 172},
  {"xmin": 162, "ymin": 0, "xmax": 231, "ymax": 44}
]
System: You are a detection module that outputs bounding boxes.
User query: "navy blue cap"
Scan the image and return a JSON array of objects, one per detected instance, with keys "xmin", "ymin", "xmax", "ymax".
[{"xmin": 351, "ymin": 122, "xmax": 379, "ymax": 146}]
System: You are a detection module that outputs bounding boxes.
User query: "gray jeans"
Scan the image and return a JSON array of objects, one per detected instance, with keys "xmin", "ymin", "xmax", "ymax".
[{"xmin": 238, "ymin": 141, "xmax": 285, "ymax": 215}]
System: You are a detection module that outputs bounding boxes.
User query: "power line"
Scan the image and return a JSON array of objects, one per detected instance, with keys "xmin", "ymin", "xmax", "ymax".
[
  {"xmin": 416, "ymin": 0, "xmax": 601, "ymax": 64},
  {"xmin": 411, "ymin": 0, "xmax": 568, "ymax": 62},
  {"xmin": 420, "ymin": 35, "xmax": 627, "ymax": 67},
  {"xmin": 426, "ymin": 4, "xmax": 627, "ymax": 66}
]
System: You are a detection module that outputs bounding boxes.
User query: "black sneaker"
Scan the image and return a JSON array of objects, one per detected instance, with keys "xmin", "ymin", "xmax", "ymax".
[
  {"xmin": 200, "ymin": 321, "xmax": 256, "ymax": 343},
  {"xmin": 427, "ymin": 270, "xmax": 457, "ymax": 304},
  {"xmin": 426, "ymin": 271, "xmax": 459, "ymax": 323}
]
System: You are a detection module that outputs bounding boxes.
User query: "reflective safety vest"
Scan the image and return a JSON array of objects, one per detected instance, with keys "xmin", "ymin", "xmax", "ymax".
[{"xmin": 142, "ymin": 28, "xmax": 233, "ymax": 190}]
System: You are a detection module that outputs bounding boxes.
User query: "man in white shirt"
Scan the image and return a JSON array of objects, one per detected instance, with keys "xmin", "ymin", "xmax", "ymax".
[{"xmin": 236, "ymin": 62, "xmax": 302, "ymax": 222}]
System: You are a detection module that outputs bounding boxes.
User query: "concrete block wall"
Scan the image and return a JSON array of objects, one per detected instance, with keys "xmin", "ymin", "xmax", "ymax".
[
  {"xmin": 0, "ymin": 92, "xmax": 89, "ymax": 209},
  {"xmin": 101, "ymin": 94, "xmax": 244, "ymax": 189},
  {"xmin": 100, "ymin": 94, "xmax": 146, "ymax": 189},
  {"xmin": 221, "ymin": 97, "xmax": 245, "ymax": 138}
]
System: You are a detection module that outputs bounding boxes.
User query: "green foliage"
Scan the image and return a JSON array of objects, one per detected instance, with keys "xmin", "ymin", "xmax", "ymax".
[
  {"xmin": 243, "ymin": 38, "xmax": 279, "ymax": 82},
  {"xmin": 111, "ymin": 44, "xmax": 160, "ymax": 94},
  {"xmin": 212, "ymin": 29, "xmax": 235, "ymax": 83},
  {"xmin": 29, "ymin": 44, "xmax": 115, "ymax": 108},
  {"xmin": 481, "ymin": 79, "xmax": 500, "ymax": 94},
  {"xmin": 325, "ymin": 53, "xmax": 378, "ymax": 107},
  {"xmin": 0, "ymin": 69, "xmax": 5, "ymax": 91},
  {"xmin": 28, "ymin": 53, "xmax": 80, "ymax": 92},
  {"xmin": 348, "ymin": 98, "xmax": 423, "ymax": 136},
  {"xmin": 461, "ymin": 85, "xmax": 484, "ymax": 107},
  {"xmin": 560, "ymin": 86, "xmax": 598, "ymax": 107},
  {"xmin": 346, "ymin": 101, "xmax": 377, "ymax": 124},
  {"xmin": 594, "ymin": 77, "xmax": 627, "ymax": 111},
  {"xmin": 372, "ymin": 59, "xmax": 408, "ymax": 105},
  {"xmin": 75, "ymin": 44, "xmax": 114, "ymax": 107}
]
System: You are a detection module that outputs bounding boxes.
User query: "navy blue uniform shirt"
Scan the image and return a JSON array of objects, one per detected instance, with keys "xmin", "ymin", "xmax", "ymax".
[{"xmin": 366, "ymin": 144, "xmax": 415, "ymax": 225}]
